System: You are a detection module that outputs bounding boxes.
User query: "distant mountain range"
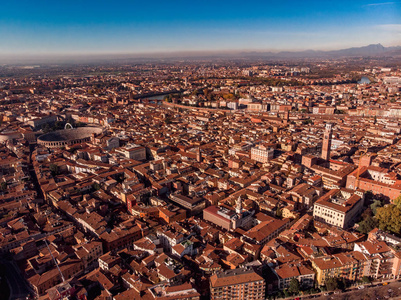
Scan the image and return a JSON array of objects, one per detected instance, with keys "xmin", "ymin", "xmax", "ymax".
[
  {"xmin": 1, "ymin": 44, "xmax": 401, "ymax": 65},
  {"xmin": 239, "ymin": 44, "xmax": 401, "ymax": 59}
]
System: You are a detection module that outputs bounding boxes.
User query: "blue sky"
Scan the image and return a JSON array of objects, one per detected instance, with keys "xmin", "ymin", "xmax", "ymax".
[{"xmin": 0, "ymin": 0, "xmax": 400, "ymax": 55}]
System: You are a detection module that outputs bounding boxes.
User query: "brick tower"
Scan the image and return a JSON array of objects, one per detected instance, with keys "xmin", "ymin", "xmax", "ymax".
[
  {"xmin": 196, "ymin": 147, "xmax": 202, "ymax": 162},
  {"xmin": 322, "ymin": 123, "xmax": 332, "ymax": 161}
]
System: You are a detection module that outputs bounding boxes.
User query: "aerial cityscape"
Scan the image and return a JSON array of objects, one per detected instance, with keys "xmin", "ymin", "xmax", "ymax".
[{"xmin": 1, "ymin": 1, "xmax": 401, "ymax": 300}]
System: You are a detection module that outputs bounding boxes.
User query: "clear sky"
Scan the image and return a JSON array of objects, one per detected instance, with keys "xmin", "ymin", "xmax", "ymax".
[{"xmin": 0, "ymin": 0, "xmax": 400, "ymax": 56}]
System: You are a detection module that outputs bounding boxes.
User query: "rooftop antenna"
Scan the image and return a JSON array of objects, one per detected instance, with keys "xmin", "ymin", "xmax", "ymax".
[{"xmin": 45, "ymin": 239, "xmax": 65, "ymax": 282}]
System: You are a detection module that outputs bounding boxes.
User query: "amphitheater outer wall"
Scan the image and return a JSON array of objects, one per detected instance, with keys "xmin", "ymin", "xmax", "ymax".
[{"xmin": 37, "ymin": 126, "xmax": 103, "ymax": 148}]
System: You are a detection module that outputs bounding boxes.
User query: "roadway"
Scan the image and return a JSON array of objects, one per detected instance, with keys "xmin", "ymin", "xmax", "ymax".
[
  {"xmin": 277, "ymin": 279, "xmax": 401, "ymax": 300},
  {"xmin": 0, "ymin": 258, "xmax": 32, "ymax": 300}
]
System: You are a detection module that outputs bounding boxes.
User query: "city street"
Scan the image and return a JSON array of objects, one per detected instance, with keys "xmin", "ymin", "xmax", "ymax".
[
  {"xmin": 0, "ymin": 258, "xmax": 31, "ymax": 300},
  {"xmin": 277, "ymin": 279, "xmax": 401, "ymax": 300}
]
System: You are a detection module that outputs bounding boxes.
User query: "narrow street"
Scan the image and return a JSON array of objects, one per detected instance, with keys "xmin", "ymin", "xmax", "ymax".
[
  {"xmin": 1, "ymin": 144, "xmax": 39, "ymax": 299},
  {"xmin": 28, "ymin": 143, "xmax": 44, "ymax": 202}
]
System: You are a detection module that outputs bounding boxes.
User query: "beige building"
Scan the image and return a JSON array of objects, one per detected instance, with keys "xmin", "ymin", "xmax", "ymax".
[
  {"xmin": 273, "ymin": 261, "xmax": 315, "ymax": 290},
  {"xmin": 251, "ymin": 145, "xmax": 274, "ymax": 163},
  {"xmin": 116, "ymin": 144, "xmax": 146, "ymax": 160},
  {"xmin": 313, "ymin": 188, "xmax": 364, "ymax": 229},
  {"xmin": 354, "ymin": 240, "xmax": 398, "ymax": 279},
  {"xmin": 311, "ymin": 251, "xmax": 367, "ymax": 286},
  {"xmin": 210, "ymin": 268, "xmax": 265, "ymax": 300}
]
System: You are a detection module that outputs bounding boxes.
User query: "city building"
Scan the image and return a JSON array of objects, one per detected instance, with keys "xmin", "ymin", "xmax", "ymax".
[
  {"xmin": 322, "ymin": 123, "xmax": 332, "ymax": 161},
  {"xmin": 210, "ymin": 268, "xmax": 265, "ymax": 300},
  {"xmin": 203, "ymin": 197, "xmax": 254, "ymax": 231},
  {"xmin": 116, "ymin": 144, "xmax": 146, "ymax": 160},
  {"xmin": 313, "ymin": 188, "xmax": 364, "ymax": 229},
  {"xmin": 311, "ymin": 251, "xmax": 367, "ymax": 286},
  {"xmin": 346, "ymin": 166, "xmax": 401, "ymax": 200},
  {"xmin": 273, "ymin": 261, "xmax": 315, "ymax": 291},
  {"xmin": 251, "ymin": 145, "xmax": 274, "ymax": 163}
]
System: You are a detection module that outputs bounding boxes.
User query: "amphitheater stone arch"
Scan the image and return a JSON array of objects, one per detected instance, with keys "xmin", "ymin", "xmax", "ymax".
[{"xmin": 64, "ymin": 123, "xmax": 73, "ymax": 130}]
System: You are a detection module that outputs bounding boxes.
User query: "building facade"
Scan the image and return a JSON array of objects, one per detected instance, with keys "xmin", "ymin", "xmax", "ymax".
[
  {"xmin": 251, "ymin": 145, "xmax": 274, "ymax": 163},
  {"xmin": 313, "ymin": 188, "xmax": 364, "ymax": 229},
  {"xmin": 210, "ymin": 268, "xmax": 265, "ymax": 300},
  {"xmin": 321, "ymin": 123, "xmax": 332, "ymax": 160}
]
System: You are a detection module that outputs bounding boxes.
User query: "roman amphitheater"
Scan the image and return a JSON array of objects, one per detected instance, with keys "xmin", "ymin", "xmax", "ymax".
[{"xmin": 37, "ymin": 126, "xmax": 103, "ymax": 148}]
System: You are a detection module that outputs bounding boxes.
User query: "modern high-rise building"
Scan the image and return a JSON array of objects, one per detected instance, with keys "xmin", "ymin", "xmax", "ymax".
[{"xmin": 321, "ymin": 123, "xmax": 332, "ymax": 160}]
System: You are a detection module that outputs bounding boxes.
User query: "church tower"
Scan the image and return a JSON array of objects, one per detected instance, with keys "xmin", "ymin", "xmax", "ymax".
[
  {"xmin": 322, "ymin": 123, "xmax": 332, "ymax": 161},
  {"xmin": 283, "ymin": 110, "xmax": 289, "ymax": 125},
  {"xmin": 236, "ymin": 196, "xmax": 243, "ymax": 214},
  {"xmin": 196, "ymin": 147, "xmax": 202, "ymax": 162}
]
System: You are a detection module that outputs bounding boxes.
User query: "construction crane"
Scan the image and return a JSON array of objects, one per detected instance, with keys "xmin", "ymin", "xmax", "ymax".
[
  {"xmin": 43, "ymin": 240, "xmax": 76, "ymax": 300},
  {"xmin": 45, "ymin": 239, "xmax": 65, "ymax": 283}
]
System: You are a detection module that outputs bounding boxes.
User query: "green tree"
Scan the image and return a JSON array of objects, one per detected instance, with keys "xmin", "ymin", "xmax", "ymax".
[
  {"xmin": 283, "ymin": 289, "xmax": 290, "ymax": 298},
  {"xmin": 0, "ymin": 181, "xmax": 7, "ymax": 191},
  {"xmin": 338, "ymin": 277, "xmax": 347, "ymax": 290},
  {"xmin": 49, "ymin": 163, "xmax": 60, "ymax": 176},
  {"xmin": 365, "ymin": 190, "xmax": 374, "ymax": 203},
  {"xmin": 362, "ymin": 276, "xmax": 371, "ymax": 284},
  {"xmin": 358, "ymin": 215, "xmax": 378, "ymax": 234},
  {"xmin": 325, "ymin": 277, "xmax": 339, "ymax": 291},
  {"xmin": 376, "ymin": 204, "xmax": 401, "ymax": 234},
  {"xmin": 393, "ymin": 194, "xmax": 401, "ymax": 209},
  {"xmin": 361, "ymin": 207, "xmax": 373, "ymax": 219},
  {"xmin": 288, "ymin": 278, "xmax": 300, "ymax": 294},
  {"xmin": 370, "ymin": 200, "xmax": 383, "ymax": 215}
]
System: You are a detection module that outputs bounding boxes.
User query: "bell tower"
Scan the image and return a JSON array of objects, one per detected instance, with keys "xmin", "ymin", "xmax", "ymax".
[
  {"xmin": 236, "ymin": 196, "xmax": 243, "ymax": 214},
  {"xmin": 322, "ymin": 123, "xmax": 332, "ymax": 161},
  {"xmin": 196, "ymin": 147, "xmax": 202, "ymax": 162}
]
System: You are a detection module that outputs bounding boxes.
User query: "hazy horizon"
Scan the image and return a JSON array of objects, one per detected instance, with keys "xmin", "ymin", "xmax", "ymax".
[{"xmin": 0, "ymin": 43, "xmax": 400, "ymax": 65}]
